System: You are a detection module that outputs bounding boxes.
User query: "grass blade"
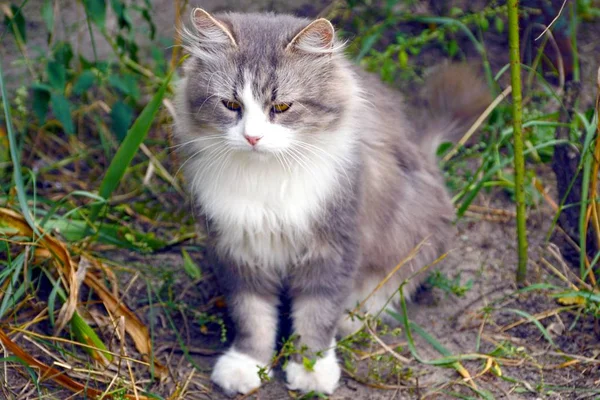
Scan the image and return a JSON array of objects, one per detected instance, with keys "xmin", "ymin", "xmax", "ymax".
[
  {"xmin": 89, "ymin": 73, "xmax": 173, "ymax": 224},
  {"xmin": 0, "ymin": 55, "xmax": 39, "ymax": 236},
  {"xmin": 503, "ymin": 308, "xmax": 557, "ymax": 348}
]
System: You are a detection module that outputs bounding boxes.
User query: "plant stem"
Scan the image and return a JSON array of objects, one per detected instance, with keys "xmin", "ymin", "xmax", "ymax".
[
  {"xmin": 507, "ymin": 0, "xmax": 529, "ymax": 286},
  {"xmin": 570, "ymin": 3, "xmax": 580, "ymax": 83}
]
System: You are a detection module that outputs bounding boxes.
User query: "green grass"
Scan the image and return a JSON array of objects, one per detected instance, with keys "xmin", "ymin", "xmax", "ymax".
[{"xmin": 1, "ymin": 0, "xmax": 600, "ymax": 399}]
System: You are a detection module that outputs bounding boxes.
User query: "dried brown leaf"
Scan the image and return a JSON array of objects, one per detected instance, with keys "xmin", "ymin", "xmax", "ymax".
[
  {"xmin": 0, "ymin": 328, "xmax": 151, "ymax": 399},
  {"xmin": 0, "ymin": 207, "xmax": 167, "ymax": 378}
]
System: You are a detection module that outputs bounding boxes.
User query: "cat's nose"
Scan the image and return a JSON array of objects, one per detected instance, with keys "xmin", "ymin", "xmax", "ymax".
[{"xmin": 244, "ymin": 135, "xmax": 262, "ymax": 146}]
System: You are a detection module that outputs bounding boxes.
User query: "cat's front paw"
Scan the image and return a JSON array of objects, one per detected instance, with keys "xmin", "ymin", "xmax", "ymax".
[
  {"xmin": 285, "ymin": 349, "xmax": 341, "ymax": 394},
  {"xmin": 211, "ymin": 348, "xmax": 270, "ymax": 395}
]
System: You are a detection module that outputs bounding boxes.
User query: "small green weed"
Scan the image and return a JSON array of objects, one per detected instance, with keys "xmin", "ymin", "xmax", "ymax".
[{"xmin": 427, "ymin": 270, "xmax": 474, "ymax": 297}]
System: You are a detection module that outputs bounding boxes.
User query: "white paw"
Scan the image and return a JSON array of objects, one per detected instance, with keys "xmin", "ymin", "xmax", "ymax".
[
  {"xmin": 285, "ymin": 347, "xmax": 341, "ymax": 394},
  {"xmin": 211, "ymin": 348, "xmax": 270, "ymax": 395}
]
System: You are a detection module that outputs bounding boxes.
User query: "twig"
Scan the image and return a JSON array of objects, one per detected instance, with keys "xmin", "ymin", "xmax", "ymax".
[
  {"xmin": 364, "ymin": 322, "xmax": 411, "ymax": 364},
  {"xmin": 442, "ymin": 85, "xmax": 512, "ymax": 162},
  {"xmin": 534, "ymin": 0, "xmax": 568, "ymax": 41}
]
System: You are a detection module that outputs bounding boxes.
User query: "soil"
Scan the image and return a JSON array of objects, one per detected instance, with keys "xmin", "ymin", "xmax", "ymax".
[{"xmin": 2, "ymin": 1, "xmax": 600, "ymax": 399}]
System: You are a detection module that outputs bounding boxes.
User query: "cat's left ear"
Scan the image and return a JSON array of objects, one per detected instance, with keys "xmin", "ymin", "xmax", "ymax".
[
  {"xmin": 191, "ymin": 8, "xmax": 237, "ymax": 47},
  {"xmin": 287, "ymin": 18, "xmax": 336, "ymax": 54}
]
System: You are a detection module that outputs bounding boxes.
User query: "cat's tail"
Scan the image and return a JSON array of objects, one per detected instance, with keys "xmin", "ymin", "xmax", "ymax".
[{"xmin": 414, "ymin": 63, "xmax": 492, "ymax": 156}]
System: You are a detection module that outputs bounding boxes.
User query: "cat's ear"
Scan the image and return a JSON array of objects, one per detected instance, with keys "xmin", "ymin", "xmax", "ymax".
[
  {"xmin": 191, "ymin": 8, "xmax": 237, "ymax": 47},
  {"xmin": 287, "ymin": 18, "xmax": 336, "ymax": 54}
]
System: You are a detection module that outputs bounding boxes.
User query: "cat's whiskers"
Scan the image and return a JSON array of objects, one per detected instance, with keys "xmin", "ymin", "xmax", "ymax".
[
  {"xmin": 275, "ymin": 150, "xmax": 293, "ymax": 174},
  {"xmin": 212, "ymin": 149, "xmax": 235, "ymax": 193},
  {"xmin": 292, "ymin": 101, "xmax": 313, "ymax": 116},
  {"xmin": 284, "ymin": 146, "xmax": 319, "ymax": 182},
  {"xmin": 291, "ymin": 142, "xmax": 343, "ymax": 189},
  {"xmin": 167, "ymin": 134, "xmax": 223, "ymax": 151},
  {"xmin": 176, "ymin": 140, "xmax": 226, "ymax": 177},
  {"xmin": 291, "ymin": 140, "xmax": 352, "ymax": 187},
  {"xmin": 272, "ymin": 151, "xmax": 289, "ymax": 174},
  {"xmin": 205, "ymin": 71, "xmax": 233, "ymax": 96},
  {"xmin": 196, "ymin": 93, "xmax": 223, "ymax": 115},
  {"xmin": 200, "ymin": 143, "xmax": 232, "ymax": 175},
  {"xmin": 189, "ymin": 143, "xmax": 231, "ymax": 210}
]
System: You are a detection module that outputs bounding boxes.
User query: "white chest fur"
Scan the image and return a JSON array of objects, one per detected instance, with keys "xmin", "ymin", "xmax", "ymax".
[{"xmin": 187, "ymin": 146, "xmax": 349, "ymax": 270}]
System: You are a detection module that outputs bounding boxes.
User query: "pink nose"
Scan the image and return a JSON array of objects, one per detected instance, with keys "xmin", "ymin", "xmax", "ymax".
[{"xmin": 244, "ymin": 135, "xmax": 262, "ymax": 146}]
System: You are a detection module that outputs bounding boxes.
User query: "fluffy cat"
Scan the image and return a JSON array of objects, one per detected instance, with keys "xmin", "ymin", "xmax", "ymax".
[{"xmin": 174, "ymin": 8, "xmax": 490, "ymax": 396}]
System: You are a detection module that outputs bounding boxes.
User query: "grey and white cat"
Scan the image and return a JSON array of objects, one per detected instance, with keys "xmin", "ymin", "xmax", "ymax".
[{"xmin": 174, "ymin": 8, "xmax": 490, "ymax": 396}]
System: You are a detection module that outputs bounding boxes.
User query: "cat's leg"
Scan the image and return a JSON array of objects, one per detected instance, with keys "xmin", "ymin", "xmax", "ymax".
[
  {"xmin": 211, "ymin": 289, "xmax": 279, "ymax": 395},
  {"xmin": 285, "ymin": 294, "xmax": 343, "ymax": 394},
  {"xmin": 285, "ymin": 253, "xmax": 357, "ymax": 394}
]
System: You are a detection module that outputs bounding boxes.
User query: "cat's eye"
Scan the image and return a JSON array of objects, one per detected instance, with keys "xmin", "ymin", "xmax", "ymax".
[
  {"xmin": 272, "ymin": 103, "xmax": 291, "ymax": 113},
  {"xmin": 222, "ymin": 100, "xmax": 242, "ymax": 111}
]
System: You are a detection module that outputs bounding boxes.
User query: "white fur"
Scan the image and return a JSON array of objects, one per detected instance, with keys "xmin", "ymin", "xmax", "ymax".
[
  {"xmin": 285, "ymin": 343, "xmax": 340, "ymax": 394},
  {"xmin": 211, "ymin": 348, "xmax": 271, "ymax": 395},
  {"xmin": 184, "ymin": 78, "xmax": 357, "ymax": 271}
]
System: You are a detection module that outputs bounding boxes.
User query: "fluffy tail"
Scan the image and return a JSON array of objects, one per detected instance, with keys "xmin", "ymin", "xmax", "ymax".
[{"xmin": 414, "ymin": 64, "xmax": 492, "ymax": 156}]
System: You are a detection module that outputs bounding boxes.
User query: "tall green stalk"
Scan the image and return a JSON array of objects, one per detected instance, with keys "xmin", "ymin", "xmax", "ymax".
[{"xmin": 507, "ymin": 0, "xmax": 528, "ymax": 285}]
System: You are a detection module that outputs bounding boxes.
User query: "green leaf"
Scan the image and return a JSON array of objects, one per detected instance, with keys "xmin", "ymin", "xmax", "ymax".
[
  {"xmin": 32, "ymin": 88, "xmax": 51, "ymax": 125},
  {"xmin": 43, "ymin": 218, "xmax": 168, "ymax": 252},
  {"xmin": 495, "ymin": 17, "xmax": 504, "ymax": 34},
  {"xmin": 52, "ymin": 42, "xmax": 73, "ymax": 68},
  {"xmin": 110, "ymin": 101, "xmax": 134, "ymax": 141},
  {"xmin": 47, "ymin": 61, "xmax": 66, "ymax": 91},
  {"xmin": 107, "ymin": 74, "xmax": 129, "ymax": 94},
  {"xmin": 111, "ymin": 0, "xmax": 132, "ymax": 30},
  {"xmin": 83, "ymin": 0, "xmax": 107, "ymax": 30},
  {"xmin": 479, "ymin": 16, "xmax": 489, "ymax": 31},
  {"xmin": 141, "ymin": 8, "xmax": 156, "ymax": 40},
  {"xmin": 4, "ymin": 4, "xmax": 26, "ymax": 43},
  {"xmin": 302, "ymin": 356, "xmax": 316, "ymax": 372},
  {"xmin": 50, "ymin": 93, "xmax": 74, "ymax": 135},
  {"xmin": 89, "ymin": 73, "xmax": 172, "ymax": 223},
  {"xmin": 72, "ymin": 70, "xmax": 96, "ymax": 95},
  {"xmin": 449, "ymin": 7, "xmax": 463, "ymax": 17},
  {"xmin": 447, "ymin": 40, "xmax": 459, "ymax": 57},
  {"xmin": 108, "ymin": 73, "xmax": 140, "ymax": 100},
  {"xmin": 436, "ymin": 141, "xmax": 453, "ymax": 157},
  {"xmin": 42, "ymin": 0, "xmax": 54, "ymax": 34},
  {"xmin": 71, "ymin": 311, "xmax": 113, "ymax": 362},
  {"xmin": 151, "ymin": 46, "xmax": 167, "ymax": 76},
  {"xmin": 182, "ymin": 249, "xmax": 202, "ymax": 280},
  {"xmin": 398, "ymin": 50, "xmax": 409, "ymax": 69},
  {"xmin": 355, "ymin": 32, "xmax": 381, "ymax": 62}
]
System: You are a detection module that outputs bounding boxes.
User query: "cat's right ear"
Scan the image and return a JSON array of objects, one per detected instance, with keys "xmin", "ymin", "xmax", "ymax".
[
  {"xmin": 286, "ymin": 18, "xmax": 336, "ymax": 55},
  {"xmin": 191, "ymin": 8, "xmax": 237, "ymax": 48}
]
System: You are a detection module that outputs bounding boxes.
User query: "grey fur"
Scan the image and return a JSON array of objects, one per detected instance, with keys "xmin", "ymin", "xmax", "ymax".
[{"xmin": 174, "ymin": 10, "xmax": 490, "ymax": 393}]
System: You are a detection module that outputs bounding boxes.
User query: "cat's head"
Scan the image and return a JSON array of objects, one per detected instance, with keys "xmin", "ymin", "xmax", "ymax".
[{"xmin": 177, "ymin": 9, "xmax": 357, "ymax": 157}]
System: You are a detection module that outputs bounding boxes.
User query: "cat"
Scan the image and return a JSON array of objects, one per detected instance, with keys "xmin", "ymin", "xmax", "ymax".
[{"xmin": 174, "ymin": 8, "xmax": 490, "ymax": 396}]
